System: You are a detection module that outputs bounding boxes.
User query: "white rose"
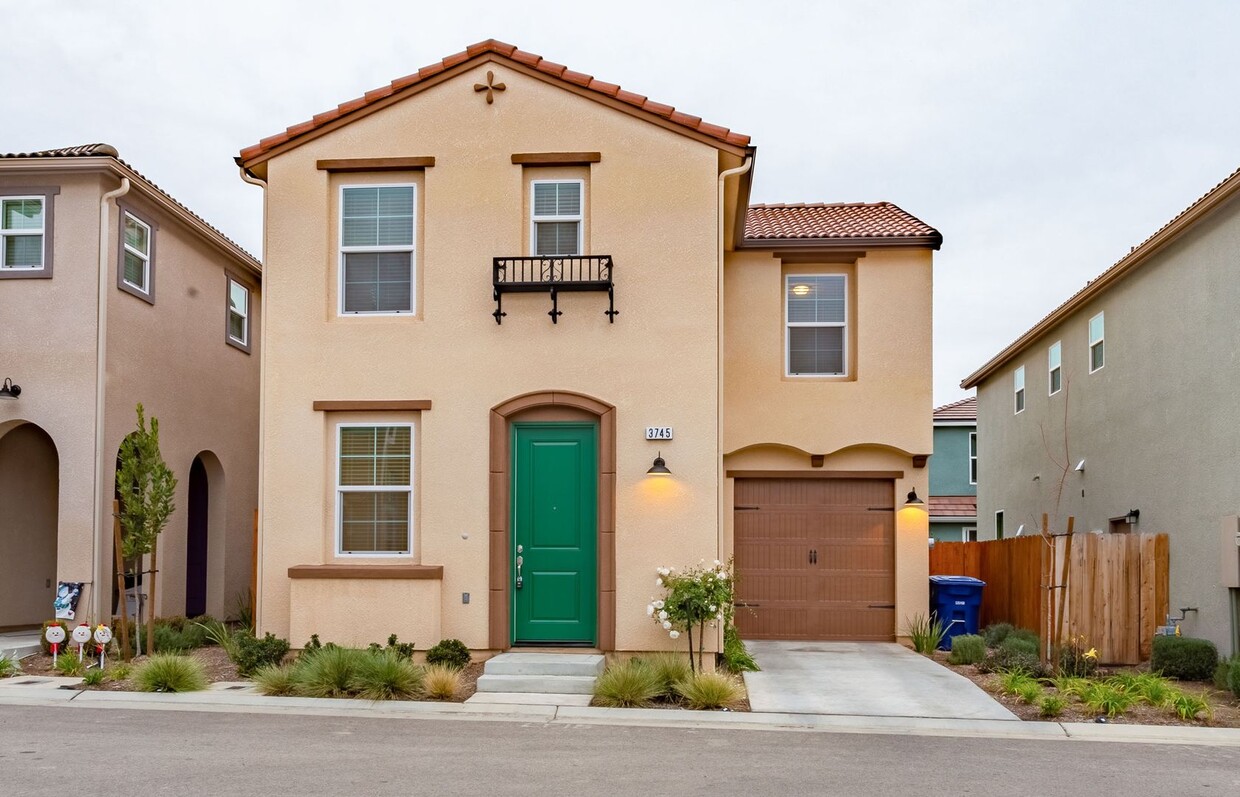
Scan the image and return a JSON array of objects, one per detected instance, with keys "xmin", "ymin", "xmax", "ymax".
[
  {"xmin": 658, "ymin": 610, "xmax": 668, "ymax": 621},
  {"xmin": 714, "ymin": 560, "xmax": 722, "ymax": 567},
  {"xmin": 646, "ymin": 604, "xmax": 654, "ymax": 616},
  {"xmin": 718, "ymin": 572, "xmax": 728, "ymax": 580},
  {"xmin": 656, "ymin": 578, "xmax": 663, "ymax": 587},
  {"xmin": 669, "ymin": 630, "xmax": 680, "ymax": 639},
  {"xmin": 654, "ymin": 600, "xmax": 665, "ymax": 609},
  {"xmin": 662, "ymin": 621, "xmax": 672, "ymax": 630},
  {"xmin": 717, "ymin": 613, "xmax": 724, "ymax": 621},
  {"xmin": 709, "ymin": 605, "xmax": 717, "ymax": 612}
]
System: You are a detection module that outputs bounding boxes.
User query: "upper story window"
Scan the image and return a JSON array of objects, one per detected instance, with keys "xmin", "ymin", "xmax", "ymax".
[
  {"xmin": 1088, "ymin": 312, "xmax": 1105, "ymax": 372},
  {"xmin": 1, "ymin": 197, "xmax": 45, "ymax": 271},
  {"xmin": 786, "ymin": 274, "xmax": 847, "ymax": 377},
  {"xmin": 969, "ymin": 431, "xmax": 978, "ymax": 485},
  {"xmin": 531, "ymin": 180, "xmax": 582, "ymax": 256},
  {"xmin": 337, "ymin": 424, "xmax": 413, "ymax": 556},
  {"xmin": 1048, "ymin": 341, "xmax": 1062, "ymax": 395},
  {"xmin": 1014, "ymin": 365, "xmax": 1025, "ymax": 414},
  {"xmin": 227, "ymin": 277, "xmax": 251, "ymax": 351},
  {"xmin": 122, "ymin": 213, "xmax": 152, "ymax": 292},
  {"xmin": 339, "ymin": 185, "xmax": 415, "ymax": 315}
]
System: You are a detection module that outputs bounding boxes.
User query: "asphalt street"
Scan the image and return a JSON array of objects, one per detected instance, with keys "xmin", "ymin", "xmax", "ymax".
[{"xmin": 1, "ymin": 705, "xmax": 1238, "ymax": 796}]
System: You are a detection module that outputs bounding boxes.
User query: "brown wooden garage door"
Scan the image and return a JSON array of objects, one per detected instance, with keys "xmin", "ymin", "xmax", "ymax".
[{"xmin": 733, "ymin": 478, "xmax": 895, "ymax": 641}]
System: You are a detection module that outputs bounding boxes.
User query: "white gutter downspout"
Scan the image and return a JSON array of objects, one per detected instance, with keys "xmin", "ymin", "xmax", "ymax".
[
  {"xmin": 239, "ymin": 166, "xmax": 267, "ymax": 632},
  {"xmin": 716, "ymin": 156, "xmax": 751, "ymax": 571},
  {"xmin": 91, "ymin": 176, "xmax": 130, "ymax": 623}
]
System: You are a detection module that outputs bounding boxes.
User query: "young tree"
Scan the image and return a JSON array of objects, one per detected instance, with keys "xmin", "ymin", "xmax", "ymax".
[{"xmin": 116, "ymin": 403, "xmax": 177, "ymax": 656}]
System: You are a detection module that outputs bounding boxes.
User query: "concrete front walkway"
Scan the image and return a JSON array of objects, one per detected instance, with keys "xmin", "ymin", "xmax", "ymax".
[{"xmin": 743, "ymin": 640, "xmax": 1017, "ymax": 721}]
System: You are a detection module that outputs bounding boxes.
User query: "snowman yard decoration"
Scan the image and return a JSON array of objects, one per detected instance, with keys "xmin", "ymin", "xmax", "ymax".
[
  {"xmin": 93, "ymin": 625, "xmax": 113, "ymax": 668},
  {"xmin": 71, "ymin": 623, "xmax": 93, "ymax": 663},
  {"xmin": 44, "ymin": 624, "xmax": 66, "ymax": 666}
]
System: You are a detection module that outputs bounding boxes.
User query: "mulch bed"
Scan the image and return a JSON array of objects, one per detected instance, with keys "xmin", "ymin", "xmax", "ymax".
[{"xmin": 931, "ymin": 650, "xmax": 1240, "ymax": 728}]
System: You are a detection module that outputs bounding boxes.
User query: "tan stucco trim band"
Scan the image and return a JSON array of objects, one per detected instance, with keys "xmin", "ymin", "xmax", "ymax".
[
  {"xmin": 725, "ymin": 470, "xmax": 905, "ymax": 479},
  {"xmin": 312, "ymin": 400, "xmax": 432, "ymax": 411},
  {"xmin": 511, "ymin": 152, "xmax": 601, "ymax": 166},
  {"xmin": 316, "ymin": 157, "xmax": 436, "ymax": 172},
  {"xmin": 288, "ymin": 564, "xmax": 443, "ymax": 579}
]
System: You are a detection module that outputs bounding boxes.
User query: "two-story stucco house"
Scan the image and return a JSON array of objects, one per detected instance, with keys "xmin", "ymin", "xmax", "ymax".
[
  {"xmin": 929, "ymin": 396, "xmax": 977, "ymax": 543},
  {"xmin": 0, "ymin": 144, "xmax": 261, "ymax": 631},
  {"xmin": 238, "ymin": 40, "xmax": 939, "ymax": 654},
  {"xmin": 962, "ymin": 165, "xmax": 1240, "ymax": 655}
]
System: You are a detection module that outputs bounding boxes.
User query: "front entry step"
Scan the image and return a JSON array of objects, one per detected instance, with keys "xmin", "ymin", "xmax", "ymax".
[{"xmin": 474, "ymin": 653, "xmax": 604, "ymax": 697}]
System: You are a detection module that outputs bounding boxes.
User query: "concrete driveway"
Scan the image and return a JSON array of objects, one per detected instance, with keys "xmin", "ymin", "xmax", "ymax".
[{"xmin": 742, "ymin": 641, "xmax": 1017, "ymax": 720}]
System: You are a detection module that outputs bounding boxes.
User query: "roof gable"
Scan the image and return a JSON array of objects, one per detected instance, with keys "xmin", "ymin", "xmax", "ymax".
[
  {"xmin": 743, "ymin": 202, "xmax": 941, "ymax": 248},
  {"xmin": 238, "ymin": 39, "xmax": 751, "ymax": 168}
]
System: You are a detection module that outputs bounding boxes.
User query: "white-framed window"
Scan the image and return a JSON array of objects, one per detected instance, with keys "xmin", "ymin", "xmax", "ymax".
[
  {"xmin": 1088, "ymin": 312, "xmax": 1105, "ymax": 373},
  {"xmin": 339, "ymin": 184, "xmax": 415, "ymax": 315},
  {"xmin": 963, "ymin": 527, "xmax": 978, "ymax": 543},
  {"xmin": 995, "ymin": 510, "xmax": 1005, "ymax": 540},
  {"xmin": 1014, "ymin": 366, "xmax": 1025, "ymax": 414},
  {"xmin": 786, "ymin": 274, "xmax": 847, "ymax": 376},
  {"xmin": 122, "ymin": 212, "xmax": 152, "ymax": 293},
  {"xmin": 1048, "ymin": 341, "xmax": 1062, "ymax": 395},
  {"xmin": 1, "ymin": 196, "xmax": 45, "ymax": 270},
  {"xmin": 530, "ymin": 180, "xmax": 583, "ymax": 256},
  {"xmin": 227, "ymin": 278, "xmax": 250, "ymax": 348},
  {"xmin": 968, "ymin": 432, "xmax": 978, "ymax": 485},
  {"xmin": 336, "ymin": 424, "xmax": 413, "ymax": 556}
]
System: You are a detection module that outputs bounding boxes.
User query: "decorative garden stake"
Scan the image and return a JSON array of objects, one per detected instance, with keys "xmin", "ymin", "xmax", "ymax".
[
  {"xmin": 93, "ymin": 625, "xmax": 113, "ymax": 669},
  {"xmin": 72, "ymin": 623, "xmax": 92, "ymax": 662},
  {"xmin": 45, "ymin": 624, "xmax": 65, "ymax": 667}
]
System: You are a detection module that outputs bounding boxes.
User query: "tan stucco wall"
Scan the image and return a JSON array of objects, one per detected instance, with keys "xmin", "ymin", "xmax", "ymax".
[
  {"xmin": 289, "ymin": 578, "xmax": 441, "ymax": 649},
  {"xmin": 0, "ymin": 424, "xmax": 59, "ymax": 627},
  {"xmin": 258, "ymin": 61, "xmax": 722, "ymax": 651}
]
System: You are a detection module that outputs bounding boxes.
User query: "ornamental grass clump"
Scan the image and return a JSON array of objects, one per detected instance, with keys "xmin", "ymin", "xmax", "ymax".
[
  {"xmin": 947, "ymin": 634, "xmax": 986, "ymax": 665},
  {"xmin": 674, "ymin": 671, "xmax": 745, "ymax": 710},
  {"xmin": 1014, "ymin": 681, "xmax": 1044, "ymax": 705},
  {"xmin": 904, "ymin": 613, "xmax": 946, "ymax": 655},
  {"xmin": 0, "ymin": 652, "xmax": 21, "ymax": 678},
  {"xmin": 1081, "ymin": 682, "xmax": 1135, "ymax": 717},
  {"xmin": 353, "ymin": 650, "xmax": 423, "ymax": 701},
  {"xmin": 592, "ymin": 660, "xmax": 662, "ymax": 708},
  {"xmin": 294, "ymin": 645, "xmax": 369, "ymax": 698},
  {"xmin": 1038, "ymin": 694, "xmax": 1067, "ymax": 718},
  {"xmin": 721, "ymin": 624, "xmax": 759, "ymax": 673},
  {"xmin": 1169, "ymin": 691, "xmax": 1212, "ymax": 722},
  {"xmin": 135, "ymin": 653, "xmax": 207, "ymax": 693},
  {"xmin": 633, "ymin": 651, "xmax": 692, "ymax": 698},
  {"xmin": 252, "ymin": 664, "xmax": 299, "ymax": 696},
  {"xmin": 647, "ymin": 560, "xmax": 735, "ymax": 672},
  {"xmin": 421, "ymin": 664, "xmax": 464, "ymax": 700},
  {"xmin": 81, "ymin": 668, "xmax": 106, "ymax": 687},
  {"xmin": 55, "ymin": 654, "xmax": 85, "ymax": 677}
]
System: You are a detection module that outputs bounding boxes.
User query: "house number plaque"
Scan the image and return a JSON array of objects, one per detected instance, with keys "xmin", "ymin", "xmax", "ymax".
[{"xmin": 645, "ymin": 427, "xmax": 673, "ymax": 440}]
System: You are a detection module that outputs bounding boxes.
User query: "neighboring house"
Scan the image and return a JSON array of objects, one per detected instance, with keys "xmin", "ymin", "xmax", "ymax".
[
  {"xmin": 237, "ymin": 39, "xmax": 939, "ymax": 652},
  {"xmin": 962, "ymin": 165, "xmax": 1240, "ymax": 655},
  {"xmin": 0, "ymin": 144, "xmax": 262, "ymax": 630},
  {"xmin": 929, "ymin": 396, "xmax": 977, "ymax": 542}
]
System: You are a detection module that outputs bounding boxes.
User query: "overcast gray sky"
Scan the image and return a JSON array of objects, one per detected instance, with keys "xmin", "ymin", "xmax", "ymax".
[{"xmin": 5, "ymin": 1, "xmax": 1238, "ymax": 404}]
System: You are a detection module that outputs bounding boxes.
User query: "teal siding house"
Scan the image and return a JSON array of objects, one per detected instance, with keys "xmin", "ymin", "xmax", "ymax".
[{"xmin": 930, "ymin": 397, "xmax": 977, "ymax": 542}]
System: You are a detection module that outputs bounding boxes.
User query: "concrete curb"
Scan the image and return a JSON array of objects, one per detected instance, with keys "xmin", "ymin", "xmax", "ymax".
[{"xmin": 1, "ymin": 686, "xmax": 1238, "ymax": 746}]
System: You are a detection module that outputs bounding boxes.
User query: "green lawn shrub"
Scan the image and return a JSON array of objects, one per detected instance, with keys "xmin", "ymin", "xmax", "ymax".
[
  {"xmin": 232, "ymin": 632, "xmax": 290, "ymax": 677},
  {"xmin": 1039, "ymin": 694, "xmax": 1067, "ymax": 717},
  {"xmin": 947, "ymin": 634, "xmax": 986, "ymax": 665},
  {"xmin": 1213, "ymin": 657, "xmax": 1240, "ymax": 698},
  {"xmin": 135, "ymin": 653, "xmax": 207, "ymax": 693},
  {"xmin": 998, "ymin": 635, "xmax": 1039, "ymax": 658},
  {"xmin": 425, "ymin": 639, "xmax": 470, "ymax": 670},
  {"xmin": 1151, "ymin": 636, "xmax": 1218, "ymax": 682},
  {"xmin": 976, "ymin": 647, "xmax": 1047, "ymax": 678},
  {"xmin": 982, "ymin": 623, "xmax": 1015, "ymax": 647}
]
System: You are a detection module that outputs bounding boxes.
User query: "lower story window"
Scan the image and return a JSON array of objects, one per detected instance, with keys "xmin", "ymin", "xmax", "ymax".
[{"xmin": 337, "ymin": 424, "xmax": 412, "ymax": 555}]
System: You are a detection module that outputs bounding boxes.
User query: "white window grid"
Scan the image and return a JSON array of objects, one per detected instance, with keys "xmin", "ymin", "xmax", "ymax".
[
  {"xmin": 228, "ymin": 278, "xmax": 249, "ymax": 345},
  {"xmin": 784, "ymin": 273, "xmax": 848, "ymax": 377},
  {"xmin": 335, "ymin": 422, "xmax": 414, "ymax": 557},
  {"xmin": 529, "ymin": 179, "xmax": 584, "ymax": 256},
  {"xmin": 1048, "ymin": 340, "xmax": 1062, "ymax": 395},
  {"xmin": 338, "ymin": 183, "xmax": 417, "ymax": 316},
  {"xmin": 0, "ymin": 195, "xmax": 44, "ymax": 270},
  {"xmin": 968, "ymin": 432, "xmax": 977, "ymax": 485},
  {"xmin": 122, "ymin": 212, "xmax": 151, "ymax": 292},
  {"xmin": 1014, "ymin": 366, "xmax": 1025, "ymax": 414}
]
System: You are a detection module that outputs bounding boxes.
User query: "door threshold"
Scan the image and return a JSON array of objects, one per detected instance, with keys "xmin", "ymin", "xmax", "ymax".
[{"xmin": 508, "ymin": 646, "xmax": 602, "ymax": 655}]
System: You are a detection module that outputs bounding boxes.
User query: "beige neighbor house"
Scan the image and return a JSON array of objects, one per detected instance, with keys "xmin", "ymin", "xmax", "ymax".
[
  {"xmin": 238, "ymin": 39, "xmax": 940, "ymax": 655},
  {"xmin": 962, "ymin": 165, "xmax": 1240, "ymax": 656},
  {"xmin": 0, "ymin": 145, "xmax": 261, "ymax": 631}
]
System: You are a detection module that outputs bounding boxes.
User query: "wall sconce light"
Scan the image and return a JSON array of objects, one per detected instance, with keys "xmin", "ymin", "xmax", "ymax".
[
  {"xmin": 1125, "ymin": 509, "xmax": 1140, "ymax": 525},
  {"xmin": 0, "ymin": 378, "xmax": 20, "ymax": 400},
  {"xmin": 646, "ymin": 452, "xmax": 671, "ymax": 476},
  {"xmin": 903, "ymin": 488, "xmax": 925, "ymax": 508}
]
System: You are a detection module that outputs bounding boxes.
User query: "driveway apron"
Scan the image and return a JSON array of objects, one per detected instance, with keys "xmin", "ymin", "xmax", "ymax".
[{"xmin": 742, "ymin": 641, "xmax": 1018, "ymax": 720}]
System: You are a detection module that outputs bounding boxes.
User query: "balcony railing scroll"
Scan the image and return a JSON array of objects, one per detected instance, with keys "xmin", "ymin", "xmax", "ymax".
[{"xmin": 492, "ymin": 255, "xmax": 617, "ymax": 325}]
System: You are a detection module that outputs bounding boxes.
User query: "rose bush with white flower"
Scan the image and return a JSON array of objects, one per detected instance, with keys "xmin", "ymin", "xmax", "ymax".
[{"xmin": 645, "ymin": 559, "xmax": 736, "ymax": 672}]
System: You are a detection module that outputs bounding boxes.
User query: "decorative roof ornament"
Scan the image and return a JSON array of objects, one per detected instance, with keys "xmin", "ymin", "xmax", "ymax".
[{"xmin": 473, "ymin": 70, "xmax": 506, "ymax": 104}]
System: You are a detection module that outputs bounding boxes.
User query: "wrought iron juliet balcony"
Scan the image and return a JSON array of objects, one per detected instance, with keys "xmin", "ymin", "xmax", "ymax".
[{"xmin": 492, "ymin": 255, "xmax": 617, "ymax": 325}]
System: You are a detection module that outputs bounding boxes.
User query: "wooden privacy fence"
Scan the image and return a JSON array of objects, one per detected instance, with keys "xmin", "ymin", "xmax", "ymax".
[{"xmin": 930, "ymin": 531, "xmax": 1169, "ymax": 665}]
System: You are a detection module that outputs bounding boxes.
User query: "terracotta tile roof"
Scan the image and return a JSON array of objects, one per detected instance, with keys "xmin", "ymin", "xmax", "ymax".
[
  {"xmin": 934, "ymin": 396, "xmax": 976, "ymax": 422},
  {"xmin": 743, "ymin": 202, "xmax": 941, "ymax": 246},
  {"xmin": 929, "ymin": 495, "xmax": 977, "ymax": 518},
  {"xmin": 0, "ymin": 143, "xmax": 261, "ymax": 272},
  {"xmin": 239, "ymin": 39, "xmax": 751, "ymax": 165}
]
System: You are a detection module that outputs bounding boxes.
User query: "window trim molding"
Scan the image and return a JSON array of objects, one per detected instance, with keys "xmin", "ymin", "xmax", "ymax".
[
  {"xmin": 225, "ymin": 272, "xmax": 253, "ymax": 353},
  {"xmin": 1048, "ymin": 340, "xmax": 1062, "ymax": 396},
  {"xmin": 529, "ymin": 178, "xmax": 585, "ymax": 257},
  {"xmin": 0, "ymin": 187, "xmax": 59, "ymax": 279},
  {"xmin": 968, "ymin": 431, "xmax": 977, "ymax": 486},
  {"xmin": 962, "ymin": 527, "xmax": 978, "ymax": 543},
  {"xmin": 1013, "ymin": 365, "xmax": 1026, "ymax": 414},
  {"xmin": 1088, "ymin": 311, "xmax": 1105, "ymax": 373},
  {"xmin": 334, "ymin": 422, "xmax": 414, "ymax": 558},
  {"xmin": 337, "ymin": 182, "xmax": 417, "ymax": 317},
  {"xmin": 995, "ymin": 510, "xmax": 1005, "ymax": 540},
  {"xmin": 116, "ymin": 202, "xmax": 158, "ymax": 304},
  {"xmin": 784, "ymin": 273, "xmax": 849, "ymax": 378}
]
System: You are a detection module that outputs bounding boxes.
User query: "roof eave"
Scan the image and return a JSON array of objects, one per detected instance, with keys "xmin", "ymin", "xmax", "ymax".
[{"xmin": 739, "ymin": 233, "xmax": 943, "ymax": 251}]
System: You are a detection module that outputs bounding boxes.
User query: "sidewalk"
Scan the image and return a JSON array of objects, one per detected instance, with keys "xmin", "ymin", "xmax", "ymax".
[{"xmin": 1, "ymin": 679, "xmax": 1238, "ymax": 747}]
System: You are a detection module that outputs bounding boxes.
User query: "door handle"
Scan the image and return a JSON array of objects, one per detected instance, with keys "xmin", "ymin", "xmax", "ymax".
[
  {"xmin": 809, "ymin": 549, "xmax": 817, "ymax": 564},
  {"xmin": 516, "ymin": 554, "xmax": 523, "ymax": 589}
]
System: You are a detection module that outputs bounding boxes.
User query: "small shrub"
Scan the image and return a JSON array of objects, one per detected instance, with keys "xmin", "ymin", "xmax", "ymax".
[
  {"xmin": 233, "ymin": 632, "xmax": 290, "ymax": 677},
  {"xmin": 425, "ymin": 639, "xmax": 470, "ymax": 670},
  {"xmin": 367, "ymin": 634, "xmax": 415, "ymax": 660},
  {"xmin": 1213, "ymin": 657, "xmax": 1240, "ymax": 699},
  {"xmin": 82, "ymin": 668, "xmax": 106, "ymax": 687},
  {"xmin": 303, "ymin": 634, "xmax": 323, "ymax": 655},
  {"xmin": 1039, "ymin": 694, "xmax": 1067, "ymax": 717},
  {"xmin": 295, "ymin": 646, "xmax": 367, "ymax": 698},
  {"xmin": 674, "ymin": 671, "xmax": 745, "ymax": 710},
  {"xmin": 0, "ymin": 652, "xmax": 21, "ymax": 678},
  {"xmin": 231, "ymin": 590, "xmax": 254, "ymax": 633},
  {"xmin": 904, "ymin": 613, "xmax": 946, "ymax": 654},
  {"xmin": 983, "ymin": 623, "xmax": 1015, "ymax": 648},
  {"xmin": 1082, "ymin": 682, "xmax": 1135, "ymax": 717},
  {"xmin": 947, "ymin": 634, "xmax": 986, "ymax": 665},
  {"xmin": 252, "ymin": 664, "xmax": 299, "ymax": 696},
  {"xmin": 1151, "ymin": 636, "xmax": 1218, "ymax": 682},
  {"xmin": 55, "ymin": 654, "xmax": 85, "ymax": 677},
  {"xmin": 977, "ymin": 647, "xmax": 1047, "ymax": 678},
  {"xmin": 153, "ymin": 621, "xmax": 207, "ymax": 653},
  {"xmin": 1048, "ymin": 675, "xmax": 1091, "ymax": 698},
  {"xmin": 999, "ymin": 635, "xmax": 1039, "ymax": 658},
  {"xmin": 1007, "ymin": 628, "xmax": 1040, "ymax": 648},
  {"xmin": 593, "ymin": 661, "xmax": 662, "ymax": 708},
  {"xmin": 422, "ymin": 664, "xmax": 463, "ymax": 700},
  {"xmin": 1229, "ymin": 659, "xmax": 1240, "ymax": 699},
  {"xmin": 1169, "ymin": 691, "xmax": 1213, "ymax": 722},
  {"xmin": 1128, "ymin": 673, "xmax": 1178, "ymax": 707},
  {"xmin": 353, "ymin": 650, "xmax": 423, "ymax": 701},
  {"xmin": 109, "ymin": 663, "xmax": 132, "ymax": 682},
  {"xmin": 633, "ymin": 652, "xmax": 693, "ymax": 698},
  {"xmin": 721, "ymin": 624, "xmax": 759, "ymax": 673},
  {"xmin": 1014, "ymin": 681, "xmax": 1044, "ymax": 705},
  {"xmin": 998, "ymin": 670, "xmax": 1038, "ymax": 696},
  {"xmin": 135, "ymin": 654, "xmax": 207, "ymax": 693},
  {"xmin": 1056, "ymin": 636, "xmax": 1099, "ymax": 678}
]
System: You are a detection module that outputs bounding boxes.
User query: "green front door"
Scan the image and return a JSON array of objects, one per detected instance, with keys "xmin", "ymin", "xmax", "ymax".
[{"xmin": 511, "ymin": 423, "xmax": 597, "ymax": 645}]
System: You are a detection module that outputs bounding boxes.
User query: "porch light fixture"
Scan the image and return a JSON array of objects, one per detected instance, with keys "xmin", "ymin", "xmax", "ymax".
[
  {"xmin": 903, "ymin": 488, "xmax": 924, "ymax": 508},
  {"xmin": 0, "ymin": 378, "xmax": 20, "ymax": 400},
  {"xmin": 791, "ymin": 284, "xmax": 811, "ymax": 297},
  {"xmin": 647, "ymin": 452, "xmax": 671, "ymax": 476}
]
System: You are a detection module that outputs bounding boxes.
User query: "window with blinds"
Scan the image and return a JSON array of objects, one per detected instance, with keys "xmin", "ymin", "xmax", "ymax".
[
  {"xmin": 785, "ymin": 274, "xmax": 847, "ymax": 376},
  {"xmin": 531, "ymin": 180, "xmax": 582, "ymax": 256},
  {"xmin": 1088, "ymin": 312, "xmax": 1105, "ymax": 373},
  {"xmin": 1, "ymin": 197, "xmax": 44, "ymax": 270},
  {"xmin": 340, "ymin": 185, "xmax": 415, "ymax": 314},
  {"xmin": 123, "ymin": 212, "xmax": 151, "ymax": 292},
  {"xmin": 228, "ymin": 278, "xmax": 249, "ymax": 346},
  {"xmin": 337, "ymin": 425, "xmax": 413, "ymax": 555}
]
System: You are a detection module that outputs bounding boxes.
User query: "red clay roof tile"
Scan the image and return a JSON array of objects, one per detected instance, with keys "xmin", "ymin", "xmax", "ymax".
[
  {"xmin": 933, "ymin": 396, "xmax": 976, "ymax": 422},
  {"xmin": 744, "ymin": 202, "xmax": 941, "ymax": 244},
  {"xmin": 239, "ymin": 39, "xmax": 751, "ymax": 163},
  {"xmin": 928, "ymin": 496, "xmax": 977, "ymax": 518}
]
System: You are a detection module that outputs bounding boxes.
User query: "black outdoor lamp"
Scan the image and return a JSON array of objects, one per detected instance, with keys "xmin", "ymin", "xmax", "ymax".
[
  {"xmin": 646, "ymin": 452, "xmax": 671, "ymax": 476},
  {"xmin": 903, "ymin": 488, "xmax": 925, "ymax": 508},
  {"xmin": 0, "ymin": 378, "xmax": 20, "ymax": 400}
]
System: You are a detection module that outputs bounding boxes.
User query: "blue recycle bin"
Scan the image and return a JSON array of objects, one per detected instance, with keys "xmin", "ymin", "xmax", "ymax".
[{"xmin": 929, "ymin": 575, "xmax": 986, "ymax": 650}]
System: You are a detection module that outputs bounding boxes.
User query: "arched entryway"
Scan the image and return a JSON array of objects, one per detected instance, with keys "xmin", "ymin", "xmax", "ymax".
[
  {"xmin": 185, "ymin": 451, "xmax": 225, "ymax": 618},
  {"xmin": 0, "ymin": 422, "xmax": 59, "ymax": 629}
]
